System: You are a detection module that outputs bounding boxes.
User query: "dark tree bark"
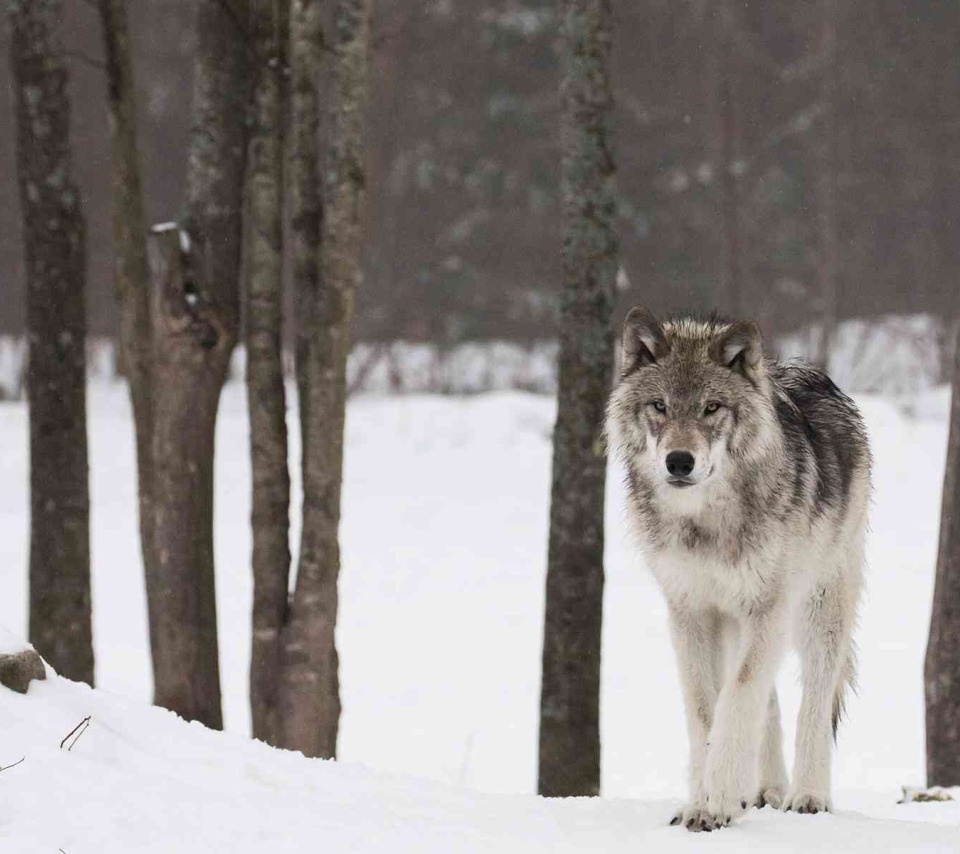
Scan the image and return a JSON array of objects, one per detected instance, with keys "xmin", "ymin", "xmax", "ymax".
[
  {"xmin": 98, "ymin": 0, "xmax": 160, "ymax": 685},
  {"xmin": 812, "ymin": 0, "xmax": 839, "ymax": 369},
  {"xmin": 8, "ymin": 0, "xmax": 94, "ymax": 686},
  {"xmin": 925, "ymin": 325, "xmax": 960, "ymax": 786},
  {"xmin": 538, "ymin": 0, "xmax": 617, "ymax": 798},
  {"xmin": 275, "ymin": 0, "xmax": 371, "ymax": 758},
  {"xmin": 711, "ymin": 0, "xmax": 742, "ymax": 317},
  {"xmin": 146, "ymin": 0, "xmax": 251, "ymax": 729},
  {"xmin": 246, "ymin": 0, "xmax": 291, "ymax": 745}
]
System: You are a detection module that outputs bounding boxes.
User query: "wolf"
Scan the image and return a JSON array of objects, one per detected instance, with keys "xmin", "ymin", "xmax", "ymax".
[{"xmin": 605, "ymin": 307, "xmax": 870, "ymax": 832}]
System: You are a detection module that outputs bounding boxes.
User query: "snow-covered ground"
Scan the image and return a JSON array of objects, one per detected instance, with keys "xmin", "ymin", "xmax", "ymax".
[{"xmin": 1, "ymin": 380, "xmax": 958, "ymax": 850}]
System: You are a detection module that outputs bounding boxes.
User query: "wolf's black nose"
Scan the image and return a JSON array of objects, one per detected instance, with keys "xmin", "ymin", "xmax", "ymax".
[{"xmin": 666, "ymin": 451, "xmax": 695, "ymax": 477}]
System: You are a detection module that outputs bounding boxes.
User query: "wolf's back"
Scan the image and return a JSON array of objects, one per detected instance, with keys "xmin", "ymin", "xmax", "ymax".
[{"xmin": 769, "ymin": 362, "xmax": 871, "ymax": 518}]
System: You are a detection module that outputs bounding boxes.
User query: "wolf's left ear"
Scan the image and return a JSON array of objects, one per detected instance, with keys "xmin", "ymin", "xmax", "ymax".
[{"xmin": 713, "ymin": 319, "xmax": 764, "ymax": 380}]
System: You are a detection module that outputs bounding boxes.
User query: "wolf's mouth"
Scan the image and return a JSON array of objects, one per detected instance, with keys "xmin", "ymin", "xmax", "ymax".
[{"xmin": 666, "ymin": 477, "xmax": 696, "ymax": 488}]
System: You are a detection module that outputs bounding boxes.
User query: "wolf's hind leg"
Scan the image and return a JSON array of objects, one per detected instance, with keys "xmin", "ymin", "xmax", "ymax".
[
  {"xmin": 755, "ymin": 687, "xmax": 788, "ymax": 809},
  {"xmin": 666, "ymin": 605, "xmax": 722, "ymax": 829},
  {"xmin": 786, "ymin": 577, "xmax": 856, "ymax": 813}
]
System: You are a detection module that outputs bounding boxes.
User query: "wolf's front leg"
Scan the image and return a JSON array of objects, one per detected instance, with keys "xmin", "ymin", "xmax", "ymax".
[
  {"xmin": 701, "ymin": 602, "xmax": 788, "ymax": 828},
  {"xmin": 666, "ymin": 605, "xmax": 722, "ymax": 832}
]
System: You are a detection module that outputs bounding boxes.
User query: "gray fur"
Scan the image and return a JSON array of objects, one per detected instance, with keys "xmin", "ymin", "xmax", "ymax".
[{"xmin": 607, "ymin": 307, "xmax": 870, "ymax": 831}]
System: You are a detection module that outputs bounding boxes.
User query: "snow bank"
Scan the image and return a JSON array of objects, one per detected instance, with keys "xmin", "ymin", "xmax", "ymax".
[{"xmin": 1, "ymin": 666, "xmax": 958, "ymax": 853}]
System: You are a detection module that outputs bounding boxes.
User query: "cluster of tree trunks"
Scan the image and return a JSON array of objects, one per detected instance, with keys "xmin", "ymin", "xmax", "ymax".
[{"xmin": 99, "ymin": 0, "xmax": 372, "ymax": 750}]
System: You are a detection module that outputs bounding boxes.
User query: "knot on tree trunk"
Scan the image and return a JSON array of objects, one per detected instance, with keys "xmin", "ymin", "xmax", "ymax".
[{"xmin": 0, "ymin": 650, "xmax": 47, "ymax": 694}]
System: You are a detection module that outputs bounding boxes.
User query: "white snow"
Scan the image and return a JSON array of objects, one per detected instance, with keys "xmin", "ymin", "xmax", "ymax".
[
  {"xmin": 1, "ymin": 379, "xmax": 958, "ymax": 851},
  {"xmin": 0, "ymin": 625, "xmax": 31, "ymax": 656}
]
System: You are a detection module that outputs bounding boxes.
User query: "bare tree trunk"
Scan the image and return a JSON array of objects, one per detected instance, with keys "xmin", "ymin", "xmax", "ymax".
[
  {"xmin": 925, "ymin": 325, "xmax": 960, "ymax": 785},
  {"xmin": 147, "ymin": 0, "xmax": 251, "ymax": 729},
  {"xmin": 246, "ymin": 0, "xmax": 291, "ymax": 745},
  {"xmin": 8, "ymin": 0, "xmax": 93, "ymax": 685},
  {"xmin": 98, "ymin": 0, "xmax": 160, "ymax": 685},
  {"xmin": 812, "ymin": 0, "xmax": 839, "ymax": 369},
  {"xmin": 538, "ymin": 0, "xmax": 617, "ymax": 798},
  {"xmin": 289, "ymin": 0, "xmax": 322, "ymax": 454},
  {"xmin": 276, "ymin": 0, "xmax": 371, "ymax": 758},
  {"xmin": 710, "ymin": 0, "xmax": 742, "ymax": 317}
]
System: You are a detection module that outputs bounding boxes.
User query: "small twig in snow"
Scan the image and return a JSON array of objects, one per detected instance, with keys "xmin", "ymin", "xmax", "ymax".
[
  {"xmin": 60, "ymin": 716, "xmax": 91, "ymax": 751},
  {"xmin": 0, "ymin": 756, "xmax": 25, "ymax": 772}
]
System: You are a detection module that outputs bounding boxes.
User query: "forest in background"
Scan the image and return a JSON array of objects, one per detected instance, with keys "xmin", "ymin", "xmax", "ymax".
[{"xmin": 2, "ymin": 0, "xmax": 959, "ymax": 351}]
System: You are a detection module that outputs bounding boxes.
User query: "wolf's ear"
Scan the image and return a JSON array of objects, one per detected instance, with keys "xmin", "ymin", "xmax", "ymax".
[
  {"xmin": 713, "ymin": 319, "xmax": 764, "ymax": 380},
  {"xmin": 621, "ymin": 307, "xmax": 667, "ymax": 374}
]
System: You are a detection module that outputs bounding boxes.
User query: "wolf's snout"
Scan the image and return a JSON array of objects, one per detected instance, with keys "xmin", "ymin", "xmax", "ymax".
[{"xmin": 665, "ymin": 451, "xmax": 696, "ymax": 477}]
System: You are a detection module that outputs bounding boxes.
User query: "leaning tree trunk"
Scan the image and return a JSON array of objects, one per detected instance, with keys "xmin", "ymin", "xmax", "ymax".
[
  {"xmin": 8, "ymin": 0, "xmax": 93, "ymax": 685},
  {"xmin": 275, "ymin": 0, "xmax": 371, "ymax": 758},
  {"xmin": 538, "ymin": 0, "xmax": 618, "ymax": 798},
  {"xmin": 98, "ymin": 0, "xmax": 160, "ymax": 681},
  {"xmin": 925, "ymin": 325, "xmax": 960, "ymax": 786},
  {"xmin": 147, "ymin": 0, "xmax": 251, "ymax": 729},
  {"xmin": 246, "ymin": 0, "xmax": 292, "ymax": 745},
  {"xmin": 812, "ymin": 0, "xmax": 839, "ymax": 370}
]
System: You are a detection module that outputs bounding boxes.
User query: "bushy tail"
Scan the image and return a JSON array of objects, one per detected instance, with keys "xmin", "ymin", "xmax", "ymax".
[{"xmin": 832, "ymin": 644, "xmax": 858, "ymax": 741}]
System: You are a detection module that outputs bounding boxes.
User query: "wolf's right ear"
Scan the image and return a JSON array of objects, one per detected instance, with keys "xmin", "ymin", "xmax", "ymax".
[{"xmin": 621, "ymin": 307, "xmax": 667, "ymax": 375}]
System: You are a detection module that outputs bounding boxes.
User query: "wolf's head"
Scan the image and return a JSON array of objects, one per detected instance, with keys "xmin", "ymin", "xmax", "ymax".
[{"xmin": 606, "ymin": 307, "xmax": 778, "ymax": 500}]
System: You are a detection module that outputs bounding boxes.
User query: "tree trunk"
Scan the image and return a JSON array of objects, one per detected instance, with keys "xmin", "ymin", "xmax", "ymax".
[
  {"xmin": 538, "ymin": 0, "xmax": 617, "ymax": 798},
  {"xmin": 276, "ymin": 0, "xmax": 371, "ymax": 758},
  {"xmin": 710, "ymin": 0, "xmax": 742, "ymax": 317},
  {"xmin": 98, "ymin": 0, "xmax": 160, "ymax": 685},
  {"xmin": 925, "ymin": 324, "xmax": 960, "ymax": 785},
  {"xmin": 147, "ymin": 0, "xmax": 251, "ymax": 729},
  {"xmin": 246, "ymin": 0, "xmax": 291, "ymax": 746},
  {"xmin": 8, "ymin": 0, "xmax": 93, "ymax": 686},
  {"xmin": 812, "ymin": 0, "xmax": 839, "ymax": 370}
]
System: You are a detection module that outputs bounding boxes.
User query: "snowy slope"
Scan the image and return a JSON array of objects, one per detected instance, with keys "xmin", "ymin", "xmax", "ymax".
[
  {"xmin": 1, "ymin": 382, "xmax": 959, "ymax": 850},
  {"xmin": 2, "ymin": 659, "xmax": 959, "ymax": 853}
]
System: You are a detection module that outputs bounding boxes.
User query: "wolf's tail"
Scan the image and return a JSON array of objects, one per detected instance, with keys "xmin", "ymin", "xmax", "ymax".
[{"xmin": 832, "ymin": 644, "xmax": 858, "ymax": 741}]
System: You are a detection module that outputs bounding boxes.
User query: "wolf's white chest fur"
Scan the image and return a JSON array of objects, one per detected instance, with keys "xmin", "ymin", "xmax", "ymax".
[{"xmin": 641, "ymin": 484, "xmax": 806, "ymax": 616}]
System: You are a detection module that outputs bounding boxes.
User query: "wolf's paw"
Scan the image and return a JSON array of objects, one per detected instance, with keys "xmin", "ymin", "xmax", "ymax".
[
  {"xmin": 754, "ymin": 785, "xmax": 785, "ymax": 810},
  {"xmin": 670, "ymin": 805, "xmax": 722, "ymax": 833},
  {"xmin": 782, "ymin": 791, "xmax": 830, "ymax": 814},
  {"xmin": 705, "ymin": 791, "xmax": 749, "ymax": 829}
]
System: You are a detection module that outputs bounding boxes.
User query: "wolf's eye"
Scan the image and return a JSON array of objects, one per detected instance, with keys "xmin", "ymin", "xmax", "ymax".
[
  {"xmin": 703, "ymin": 401, "xmax": 722, "ymax": 415},
  {"xmin": 649, "ymin": 399, "xmax": 666, "ymax": 414}
]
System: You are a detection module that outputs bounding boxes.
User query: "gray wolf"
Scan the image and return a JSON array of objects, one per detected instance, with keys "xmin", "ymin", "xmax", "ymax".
[{"xmin": 605, "ymin": 307, "xmax": 870, "ymax": 831}]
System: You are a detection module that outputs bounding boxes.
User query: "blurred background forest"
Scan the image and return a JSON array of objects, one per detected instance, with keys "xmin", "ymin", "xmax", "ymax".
[{"xmin": 3, "ymin": 0, "xmax": 958, "ymax": 357}]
